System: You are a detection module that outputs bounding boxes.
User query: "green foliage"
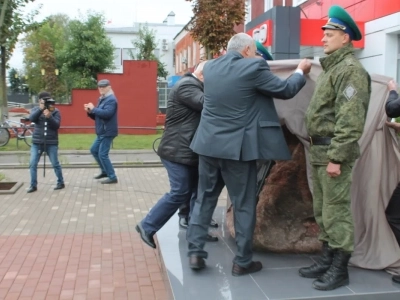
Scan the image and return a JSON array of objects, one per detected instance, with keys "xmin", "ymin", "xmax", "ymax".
[
  {"xmin": 185, "ymin": 0, "xmax": 246, "ymax": 58},
  {"xmin": 22, "ymin": 11, "xmax": 114, "ymax": 98},
  {"xmin": 130, "ymin": 24, "xmax": 168, "ymax": 79},
  {"xmin": 60, "ymin": 12, "xmax": 115, "ymax": 89},
  {"xmin": 8, "ymin": 67, "xmax": 20, "ymax": 92},
  {"xmin": 22, "ymin": 14, "xmax": 69, "ymax": 100},
  {"xmin": 0, "ymin": 0, "xmax": 40, "ymax": 112},
  {"xmin": 0, "ymin": 0, "xmax": 39, "ymax": 60}
]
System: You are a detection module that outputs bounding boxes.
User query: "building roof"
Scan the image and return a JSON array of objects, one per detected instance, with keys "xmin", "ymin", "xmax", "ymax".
[{"xmin": 173, "ymin": 17, "xmax": 194, "ymax": 40}]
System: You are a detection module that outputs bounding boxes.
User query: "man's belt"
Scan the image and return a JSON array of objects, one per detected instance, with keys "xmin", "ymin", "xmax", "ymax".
[{"xmin": 309, "ymin": 136, "xmax": 332, "ymax": 146}]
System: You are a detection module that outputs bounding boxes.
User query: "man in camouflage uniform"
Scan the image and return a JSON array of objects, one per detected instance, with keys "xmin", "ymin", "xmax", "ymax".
[{"xmin": 299, "ymin": 5, "xmax": 371, "ymax": 291}]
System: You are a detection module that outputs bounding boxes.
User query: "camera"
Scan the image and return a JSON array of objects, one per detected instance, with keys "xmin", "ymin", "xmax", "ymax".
[{"xmin": 43, "ymin": 97, "xmax": 56, "ymax": 112}]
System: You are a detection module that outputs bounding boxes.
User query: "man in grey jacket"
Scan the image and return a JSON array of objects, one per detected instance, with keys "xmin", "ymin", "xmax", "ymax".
[{"xmin": 186, "ymin": 33, "xmax": 311, "ymax": 275}]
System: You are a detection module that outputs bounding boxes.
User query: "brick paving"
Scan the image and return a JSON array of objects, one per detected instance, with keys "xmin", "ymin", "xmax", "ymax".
[{"xmin": 0, "ymin": 167, "xmax": 172, "ymax": 300}]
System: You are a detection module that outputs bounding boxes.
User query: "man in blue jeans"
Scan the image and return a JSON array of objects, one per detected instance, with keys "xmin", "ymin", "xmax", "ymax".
[
  {"xmin": 135, "ymin": 61, "xmax": 217, "ymax": 249},
  {"xmin": 85, "ymin": 79, "xmax": 118, "ymax": 184},
  {"xmin": 27, "ymin": 91, "xmax": 64, "ymax": 193}
]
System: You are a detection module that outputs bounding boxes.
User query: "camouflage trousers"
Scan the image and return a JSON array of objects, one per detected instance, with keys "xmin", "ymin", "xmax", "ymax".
[{"xmin": 311, "ymin": 164, "xmax": 354, "ymax": 252}]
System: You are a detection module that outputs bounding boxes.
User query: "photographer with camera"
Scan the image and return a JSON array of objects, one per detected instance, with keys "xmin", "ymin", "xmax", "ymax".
[{"xmin": 27, "ymin": 91, "xmax": 65, "ymax": 193}]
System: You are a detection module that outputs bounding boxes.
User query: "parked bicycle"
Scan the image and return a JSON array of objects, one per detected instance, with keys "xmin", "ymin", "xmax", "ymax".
[{"xmin": 0, "ymin": 115, "xmax": 34, "ymax": 148}]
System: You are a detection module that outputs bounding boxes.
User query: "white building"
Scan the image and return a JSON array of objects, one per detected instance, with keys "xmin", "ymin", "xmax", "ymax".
[{"xmin": 105, "ymin": 12, "xmax": 184, "ymax": 78}]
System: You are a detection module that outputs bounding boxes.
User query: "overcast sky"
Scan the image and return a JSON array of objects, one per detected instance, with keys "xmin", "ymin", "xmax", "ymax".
[{"xmin": 9, "ymin": 0, "xmax": 194, "ymax": 70}]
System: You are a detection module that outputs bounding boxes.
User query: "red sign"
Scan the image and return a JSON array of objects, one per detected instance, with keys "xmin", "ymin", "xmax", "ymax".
[{"xmin": 246, "ymin": 20, "xmax": 273, "ymax": 47}]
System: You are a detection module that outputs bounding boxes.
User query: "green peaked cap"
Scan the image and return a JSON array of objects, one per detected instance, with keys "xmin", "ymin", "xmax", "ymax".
[
  {"xmin": 255, "ymin": 41, "xmax": 273, "ymax": 61},
  {"xmin": 322, "ymin": 5, "xmax": 362, "ymax": 41}
]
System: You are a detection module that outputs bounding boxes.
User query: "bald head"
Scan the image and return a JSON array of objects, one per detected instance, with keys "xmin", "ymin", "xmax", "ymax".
[
  {"xmin": 227, "ymin": 33, "xmax": 256, "ymax": 58},
  {"xmin": 193, "ymin": 60, "xmax": 207, "ymax": 82}
]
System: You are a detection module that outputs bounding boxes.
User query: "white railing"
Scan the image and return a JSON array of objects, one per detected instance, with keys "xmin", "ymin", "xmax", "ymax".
[{"xmin": 7, "ymin": 102, "xmax": 22, "ymax": 108}]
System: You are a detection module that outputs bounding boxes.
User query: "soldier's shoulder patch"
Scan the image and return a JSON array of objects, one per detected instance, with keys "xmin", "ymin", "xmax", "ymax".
[
  {"xmin": 345, "ymin": 58, "xmax": 355, "ymax": 66},
  {"xmin": 343, "ymin": 84, "xmax": 357, "ymax": 101}
]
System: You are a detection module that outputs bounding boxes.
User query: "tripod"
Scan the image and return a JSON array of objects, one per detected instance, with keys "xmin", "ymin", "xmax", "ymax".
[{"xmin": 42, "ymin": 119, "xmax": 47, "ymax": 177}]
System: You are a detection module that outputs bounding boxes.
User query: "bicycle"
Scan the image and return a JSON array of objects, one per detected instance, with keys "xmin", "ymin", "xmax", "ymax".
[{"xmin": 0, "ymin": 115, "xmax": 35, "ymax": 148}]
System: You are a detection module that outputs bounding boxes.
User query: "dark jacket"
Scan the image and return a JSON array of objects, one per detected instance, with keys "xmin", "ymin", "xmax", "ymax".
[
  {"xmin": 87, "ymin": 92, "xmax": 118, "ymax": 137},
  {"xmin": 386, "ymin": 90, "xmax": 400, "ymax": 118},
  {"xmin": 29, "ymin": 106, "xmax": 61, "ymax": 145},
  {"xmin": 190, "ymin": 51, "xmax": 306, "ymax": 161},
  {"xmin": 157, "ymin": 73, "xmax": 204, "ymax": 166}
]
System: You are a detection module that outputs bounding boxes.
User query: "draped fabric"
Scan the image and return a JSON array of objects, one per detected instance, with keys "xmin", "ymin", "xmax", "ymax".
[{"xmin": 270, "ymin": 60, "xmax": 400, "ymax": 274}]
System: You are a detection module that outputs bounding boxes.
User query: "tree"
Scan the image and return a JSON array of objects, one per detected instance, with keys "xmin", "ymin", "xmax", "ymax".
[
  {"xmin": 185, "ymin": 0, "xmax": 246, "ymax": 59},
  {"xmin": 8, "ymin": 68, "xmax": 20, "ymax": 92},
  {"xmin": 60, "ymin": 12, "xmax": 114, "ymax": 89},
  {"xmin": 130, "ymin": 24, "xmax": 168, "ymax": 80},
  {"xmin": 0, "ymin": 0, "xmax": 39, "ymax": 118},
  {"xmin": 22, "ymin": 14, "xmax": 70, "ymax": 100}
]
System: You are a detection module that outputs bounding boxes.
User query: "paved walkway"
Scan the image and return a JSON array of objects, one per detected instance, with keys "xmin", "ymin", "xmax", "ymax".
[
  {"xmin": 0, "ymin": 167, "xmax": 172, "ymax": 300},
  {"xmin": 0, "ymin": 150, "xmax": 161, "ymax": 167}
]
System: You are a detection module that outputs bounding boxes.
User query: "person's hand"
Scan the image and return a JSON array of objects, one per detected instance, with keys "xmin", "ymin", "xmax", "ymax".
[
  {"xmin": 388, "ymin": 80, "xmax": 397, "ymax": 91},
  {"xmin": 386, "ymin": 120, "xmax": 400, "ymax": 133},
  {"xmin": 43, "ymin": 109, "xmax": 51, "ymax": 118},
  {"xmin": 39, "ymin": 100, "xmax": 45, "ymax": 111},
  {"xmin": 86, "ymin": 103, "xmax": 94, "ymax": 110},
  {"xmin": 297, "ymin": 59, "xmax": 312, "ymax": 75},
  {"xmin": 84, "ymin": 104, "xmax": 90, "ymax": 112},
  {"xmin": 326, "ymin": 162, "xmax": 341, "ymax": 177}
]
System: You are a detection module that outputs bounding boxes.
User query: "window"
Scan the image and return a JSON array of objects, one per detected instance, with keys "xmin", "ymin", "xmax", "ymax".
[
  {"xmin": 113, "ymin": 48, "xmax": 122, "ymax": 66},
  {"xmin": 245, "ymin": 0, "xmax": 251, "ymax": 24},
  {"xmin": 158, "ymin": 82, "xmax": 170, "ymax": 109},
  {"xmin": 193, "ymin": 42, "xmax": 197, "ymax": 64},
  {"xmin": 122, "ymin": 48, "xmax": 135, "ymax": 60},
  {"xmin": 292, "ymin": 0, "xmax": 308, "ymax": 6},
  {"xmin": 264, "ymin": 0, "xmax": 273, "ymax": 11},
  {"xmin": 188, "ymin": 46, "xmax": 192, "ymax": 67},
  {"xmin": 154, "ymin": 49, "xmax": 160, "ymax": 59}
]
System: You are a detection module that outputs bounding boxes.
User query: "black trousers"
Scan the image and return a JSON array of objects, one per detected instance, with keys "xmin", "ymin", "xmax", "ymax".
[
  {"xmin": 187, "ymin": 155, "xmax": 257, "ymax": 267},
  {"xmin": 386, "ymin": 182, "xmax": 400, "ymax": 246}
]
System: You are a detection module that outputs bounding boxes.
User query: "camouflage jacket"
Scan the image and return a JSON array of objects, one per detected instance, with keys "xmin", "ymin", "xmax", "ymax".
[{"xmin": 305, "ymin": 43, "xmax": 371, "ymax": 165}]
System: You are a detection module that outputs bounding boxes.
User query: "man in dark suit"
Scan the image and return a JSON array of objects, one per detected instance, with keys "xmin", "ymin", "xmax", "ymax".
[
  {"xmin": 135, "ymin": 61, "xmax": 217, "ymax": 249},
  {"xmin": 187, "ymin": 33, "xmax": 311, "ymax": 276}
]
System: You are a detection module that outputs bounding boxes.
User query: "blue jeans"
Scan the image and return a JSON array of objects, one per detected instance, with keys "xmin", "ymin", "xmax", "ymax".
[
  {"xmin": 29, "ymin": 143, "xmax": 64, "ymax": 187},
  {"xmin": 141, "ymin": 158, "xmax": 199, "ymax": 234},
  {"xmin": 90, "ymin": 136, "xmax": 116, "ymax": 180}
]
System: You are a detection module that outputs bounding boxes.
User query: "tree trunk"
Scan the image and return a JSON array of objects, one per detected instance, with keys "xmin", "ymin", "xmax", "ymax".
[{"xmin": 0, "ymin": 45, "xmax": 7, "ymax": 121}]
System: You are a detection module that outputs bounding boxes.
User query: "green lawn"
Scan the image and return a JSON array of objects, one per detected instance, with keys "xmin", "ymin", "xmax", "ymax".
[{"xmin": 0, "ymin": 134, "xmax": 162, "ymax": 151}]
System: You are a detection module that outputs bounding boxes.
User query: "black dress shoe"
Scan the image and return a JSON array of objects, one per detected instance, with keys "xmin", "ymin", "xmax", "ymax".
[
  {"xmin": 232, "ymin": 261, "xmax": 263, "ymax": 276},
  {"xmin": 392, "ymin": 275, "xmax": 400, "ymax": 284},
  {"xmin": 206, "ymin": 234, "xmax": 218, "ymax": 242},
  {"xmin": 189, "ymin": 255, "xmax": 205, "ymax": 270},
  {"xmin": 135, "ymin": 223, "xmax": 156, "ymax": 249},
  {"xmin": 209, "ymin": 218, "xmax": 219, "ymax": 228},
  {"xmin": 54, "ymin": 183, "xmax": 65, "ymax": 190},
  {"xmin": 179, "ymin": 218, "xmax": 188, "ymax": 229},
  {"xmin": 94, "ymin": 173, "xmax": 107, "ymax": 179},
  {"xmin": 101, "ymin": 178, "xmax": 118, "ymax": 184},
  {"xmin": 27, "ymin": 186, "xmax": 37, "ymax": 193}
]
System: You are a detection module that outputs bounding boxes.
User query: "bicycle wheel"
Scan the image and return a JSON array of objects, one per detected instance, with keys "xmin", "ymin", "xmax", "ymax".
[
  {"xmin": 23, "ymin": 128, "xmax": 33, "ymax": 147},
  {"xmin": 0, "ymin": 128, "xmax": 10, "ymax": 147}
]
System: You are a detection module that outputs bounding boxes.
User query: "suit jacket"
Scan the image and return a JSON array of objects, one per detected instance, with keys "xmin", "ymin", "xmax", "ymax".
[{"xmin": 190, "ymin": 51, "xmax": 306, "ymax": 161}]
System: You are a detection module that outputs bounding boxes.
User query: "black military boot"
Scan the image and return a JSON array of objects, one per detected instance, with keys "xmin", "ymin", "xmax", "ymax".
[
  {"xmin": 299, "ymin": 242, "xmax": 334, "ymax": 278},
  {"xmin": 312, "ymin": 249, "xmax": 351, "ymax": 291}
]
